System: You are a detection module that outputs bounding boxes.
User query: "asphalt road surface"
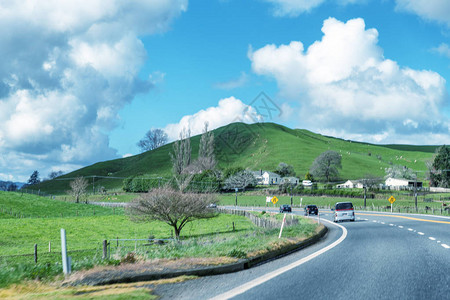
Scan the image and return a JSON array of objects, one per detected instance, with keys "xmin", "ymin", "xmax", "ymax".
[{"xmin": 152, "ymin": 208, "xmax": 450, "ymax": 299}]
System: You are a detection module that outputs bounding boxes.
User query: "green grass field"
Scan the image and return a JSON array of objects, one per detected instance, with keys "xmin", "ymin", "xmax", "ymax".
[{"xmin": 0, "ymin": 191, "xmax": 321, "ymax": 288}]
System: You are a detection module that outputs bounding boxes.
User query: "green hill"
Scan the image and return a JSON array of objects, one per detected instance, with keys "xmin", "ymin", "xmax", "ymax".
[{"xmin": 35, "ymin": 122, "xmax": 438, "ymax": 194}]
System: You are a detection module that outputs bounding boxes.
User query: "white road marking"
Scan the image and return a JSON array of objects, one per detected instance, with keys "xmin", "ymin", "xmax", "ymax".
[
  {"xmin": 364, "ymin": 219, "xmax": 368, "ymax": 221},
  {"xmin": 210, "ymin": 219, "xmax": 348, "ymax": 300},
  {"xmin": 408, "ymin": 228, "xmax": 414, "ymax": 231},
  {"xmin": 441, "ymin": 244, "xmax": 450, "ymax": 249},
  {"xmin": 380, "ymin": 222, "xmax": 385, "ymax": 224},
  {"xmin": 438, "ymin": 241, "xmax": 441, "ymax": 243},
  {"xmin": 398, "ymin": 226, "xmax": 404, "ymax": 228},
  {"xmin": 389, "ymin": 224, "xmax": 394, "ymax": 226},
  {"xmin": 373, "ymin": 220, "xmax": 377, "ymax": 223},
  {"xmin": 429, "ymin": 237, "xmax": 436, "ymax": 241},
  {"xmin": 418, "ymin": 232, "xmax": 424, "ymax": 235}
]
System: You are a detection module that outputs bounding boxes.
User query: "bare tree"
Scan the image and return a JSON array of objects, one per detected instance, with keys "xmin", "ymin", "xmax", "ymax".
[
  {"xmin": 128, "ymin": 187, "xmax": 218, "ymax": 239},
  {"xmin": 170, "ymin": 128, "xmax": 191, "ymax": 176},
  {"xmin": 197, "ymin": 122, "xmax": 216, "ymax": 171},
  {"xmin": 361, "ymin": 174, "xmax": 383, "ymax": 189},
  {"xmin": 137, "ymin": 128, "xmax": 168, "ymax": 152},
  {"xmin": 310, "ymin": 151, "xmax": 342, "ymax": 182},
  {"xmin": 69, "ymin": 176, "xmax": 89, "ymax": 203}
]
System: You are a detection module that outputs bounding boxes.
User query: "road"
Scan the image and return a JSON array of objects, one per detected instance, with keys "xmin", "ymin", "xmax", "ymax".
[{"xmin": 152, "ymin": 208, "xmax": 450, "ymax": 299}]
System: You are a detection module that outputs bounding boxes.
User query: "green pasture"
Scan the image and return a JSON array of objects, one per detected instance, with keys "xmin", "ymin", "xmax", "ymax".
[{"xmin": 0, "ymin": 192, "xmax": 123, "ymax": 218}]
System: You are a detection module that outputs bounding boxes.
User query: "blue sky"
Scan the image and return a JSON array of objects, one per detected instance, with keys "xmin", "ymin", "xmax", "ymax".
[{"xmin": 1, "ymin": 0, "xmax": 450, "ymax": 181}]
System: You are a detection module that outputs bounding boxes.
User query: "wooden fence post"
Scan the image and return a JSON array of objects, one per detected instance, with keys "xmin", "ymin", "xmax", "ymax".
[{"xmin": 34, "ymin": 244, "xmax": 38, "ymax": 263}]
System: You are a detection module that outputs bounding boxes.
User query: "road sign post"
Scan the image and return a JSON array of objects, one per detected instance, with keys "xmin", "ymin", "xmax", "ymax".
[
  {"xmin": 271, "ymin": 196, "xmax": 279, "ymax": 205},
  {"xmin": 388, "ymin": 196, "xmax": 396, "ymax": 213}
]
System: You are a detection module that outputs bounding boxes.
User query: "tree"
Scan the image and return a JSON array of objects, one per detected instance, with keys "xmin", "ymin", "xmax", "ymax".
[
  {"xmin": 361, "ymin": 174, "xmax": 383, "ymax": 189},
  {"xmin": 7, "ymin": 183, "xmax": 17, "ymax": 191},
  {"xmin": 304, "ymin": 171, "xmax": 314, "ymax": 181},
  {"xmin": 310, "ymin": 151, "xmax": 342, "ymax": 182},
  {"xmin": 137, "ymin": 128, "xmax": 168, "ymax": 152},
  {"xmin": 223, "ymin": 170, "xmax": 257, "ymax": 191},
  {"xmin": 69, "ymin": 176, "xmax": 89, "ymax": 203},
  {"xmin": 129, "ymin": 187, "xmax": 218, "ymax": 239},
  {"xmin": 197, "ymin": 122, "xmax": 216, "ymax": 171},
  {"xmin": 384, "ymin": 165, "xmax": 416, "ymax": 180},
  {"xmin": 48, "ymin": 170, "xmax": 64, "ymax": 180},
  {"xmin": 170, "ymin": 128, "xmax": 191, "ymax": 176},
  {"xmin": 429, "ymin": 145, "xmax": 450, "ymax": 188},
  {"xmin": 27, "ymin": 171, "xmax": 40, "ymax": 185},
  {"xmin": 275, "ymin": 162, "xmax": 295, "ymax": 177}
]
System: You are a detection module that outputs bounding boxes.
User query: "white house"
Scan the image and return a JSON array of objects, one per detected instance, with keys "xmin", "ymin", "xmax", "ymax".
[
  {"xmin": 385, "ymin": 177, "xmax": 422, "ymax": 189},
  {"xmin": 336, "ymin": 180, "xmax": 364, "ymax": 189},
  {"xmin": 262, "ymin": 171, "xmax": 281, "ymax": 185},
  {"xmin": 281, "ymin": 177, "xmax": 300, "ymax": 185}
]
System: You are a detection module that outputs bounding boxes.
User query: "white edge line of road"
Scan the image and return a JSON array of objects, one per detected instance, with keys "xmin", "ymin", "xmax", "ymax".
[{"xmin": 210, "ymin": 219, "xmax": 348, "ymax": 300}]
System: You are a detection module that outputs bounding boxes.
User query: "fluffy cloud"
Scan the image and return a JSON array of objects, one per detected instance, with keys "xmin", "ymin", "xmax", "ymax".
[
  {"xmin": 263, "ymin": 0, "xmax": 367, "ymax": 16},
  {"xmin": 432, "ymin": 43, "xmax": 450, "ymax": 58},
  {"xmin": 164, "ymin": 97, "xmax": 262, "ymax": 140},
  {"xmin": 250, "ymin": 17, "xmax": 450, "ymax": 144},
  {"xmin": 263, "ymin": 0, "xmax": 326, "ymax": 16},
  {"xmin": 0, "ymin": 0, "xmax": 187, "ymax": 181},
  {"xmin": 395, "ymin": 0, "xmax": 450, "ymax": 25}
]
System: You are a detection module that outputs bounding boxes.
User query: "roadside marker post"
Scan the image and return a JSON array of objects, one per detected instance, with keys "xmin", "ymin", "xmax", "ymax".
[
  {"xmin": 278, "ymin": 213, "xmax": 286, "ymax": 239},
  {"xmin": 60, "ymin": 228, "xmax": 71, "ymax": 274},
  {"xmin": 389, "ymin": 196, "xmax": 396, "ymax": 213}
]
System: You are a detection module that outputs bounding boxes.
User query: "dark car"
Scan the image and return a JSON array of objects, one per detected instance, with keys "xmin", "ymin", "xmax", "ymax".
[
  {"xmin": 304, "ymin": 205, "xmax": 318, "ymax": 216},
  {"xmin": 279, "ymin": 204, "xmax": 292, "ymax": 213}
]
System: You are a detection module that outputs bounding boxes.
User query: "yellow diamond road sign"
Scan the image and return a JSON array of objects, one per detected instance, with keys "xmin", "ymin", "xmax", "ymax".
[
  {"xmin": 271, "ymin": 196, "xmax": 279, "ymax": 204},
  {"xmin": 388, "ymin": 196, "xmax": 396, "ymax": 204}
]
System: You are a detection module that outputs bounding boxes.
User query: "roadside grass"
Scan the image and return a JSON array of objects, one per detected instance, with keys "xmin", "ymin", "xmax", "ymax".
[{"xmin": 0, "ymin": 191, "xmax": 319, "ymax": 289}]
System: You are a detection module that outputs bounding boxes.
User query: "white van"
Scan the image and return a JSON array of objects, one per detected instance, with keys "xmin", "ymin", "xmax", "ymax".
[
  {"xmin": 302, "ymin": 180, "xmax": 313, "ymax": 186},
  {"xmin": 333, "ymin": 202, "xmax": 355, "ymax": 222}
]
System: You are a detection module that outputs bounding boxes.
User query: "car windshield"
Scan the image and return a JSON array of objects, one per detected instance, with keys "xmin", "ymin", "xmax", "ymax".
[{"xmin": 336, "ymin": 202, "xmax": 353, "ymax": 210}]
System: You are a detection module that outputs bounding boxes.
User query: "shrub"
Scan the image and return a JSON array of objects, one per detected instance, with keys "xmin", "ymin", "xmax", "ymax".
[{"xmin": 227, "ymin": 249, "xmax": 247, "ymax": 259}]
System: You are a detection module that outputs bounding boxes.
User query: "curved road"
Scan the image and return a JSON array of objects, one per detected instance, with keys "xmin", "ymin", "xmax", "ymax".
[{"xmin": 152, "ymin": 209, "xmax": 450, "ymax": 299}]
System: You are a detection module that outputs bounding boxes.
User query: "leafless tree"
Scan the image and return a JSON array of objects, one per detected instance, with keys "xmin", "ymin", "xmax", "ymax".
[
  {"xmin": 137, "ymin": 128, "xmax": 168, "ymax": 152},
  {"xmin": 69, "ymin": 176, "xmax": 89, "ymax": 203},
  {"xmin": 170, "ymin": 128, "xmax": 191, "ymax": 176},
  {"xmin": 360, "ymin": 174, "xmax": 383, "ymax": 189},
  {"xmin": 197, "ymin": 122, "xmax": 216, "ymax": 171},
  {"xmin": 384, "ymin": 165, "xmax": 416, "ymax": 180},
  {"xmin": 128, "ymin": 187, "xmax": 218, "ymax": 239}
]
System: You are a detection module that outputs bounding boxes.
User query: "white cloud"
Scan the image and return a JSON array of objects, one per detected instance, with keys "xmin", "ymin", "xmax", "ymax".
[
  {"xmin": 213, "ymin": 72, "xmax": 249, "ymax": 90},
  {"xmin": 262, "ymin": 0, "xmax": 367, "ymax": 16},
  {"xmin": 164, "ymin": 97, "xmax": 262, "ymax": 140},
  {"xmin": 263, "ymin": 0, "xmax": 326, "ymax": 16},
  {"xmin": 0, "ymin": 0, "xmax": 187, "ymax": 181},
  {"xmin": 432, "ymin": 43, "xmax": 450, "ymax": 58},
  {"xmin": 395, "ymin": 0, "xmax": 450, "ymax": 26},
  {"xmin": 250, "ymin": 17, "xmax": 450, "ymax": 144}
]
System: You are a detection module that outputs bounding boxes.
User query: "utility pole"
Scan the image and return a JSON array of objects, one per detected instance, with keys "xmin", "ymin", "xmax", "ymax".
[
  {"xmin": 414, "ymin": 172, "xmax": 418, "ymax": 212},
  {"xmin": 235, "ymin": 188, "xmax": 238, "ymax": 207},
  {"xmin": 364, "ymin": 186, "xmax": 367, "ymax": 209}
]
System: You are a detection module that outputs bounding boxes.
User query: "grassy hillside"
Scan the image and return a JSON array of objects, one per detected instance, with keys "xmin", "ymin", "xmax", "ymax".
[{"xmin": 35, "ymin": 122, "xmax": 438, "ymax": 194}]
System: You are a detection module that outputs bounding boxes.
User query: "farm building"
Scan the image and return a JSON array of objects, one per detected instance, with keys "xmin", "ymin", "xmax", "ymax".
[
  {"xmin": 385, "ymin": 177, "xmax": 422, "ymax": 189},
  {"xmin": 336, "ymin": 180, "xmax": 364, "ymax": 189}
]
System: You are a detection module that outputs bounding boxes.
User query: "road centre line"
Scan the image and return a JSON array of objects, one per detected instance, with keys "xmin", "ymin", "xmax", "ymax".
[
  {"xmin": 398, "ymin": 226, "xmax": 404, "ymax": 228},
  {"xmin": 442, "ymin": 244, "xmax": 450, "ymax": 249},
  {"xmin": 357, "ymin": 213, "xmax": 450, "ymax": 225},
  {"xmin": 429, "ymin": 237, "xmax": 436, "ymax": 241},
  {"xmin": 408, "ymin": 228, "xmax": 414, "ymax": 231},
  {"xmin": 418, "ymin": 232, "xmax": 424, "ymax": 235},
  {"xmin": 210, "ymin": 220, "xmax": 347, "ymax": 300}
]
